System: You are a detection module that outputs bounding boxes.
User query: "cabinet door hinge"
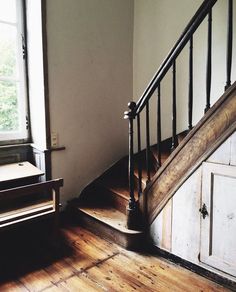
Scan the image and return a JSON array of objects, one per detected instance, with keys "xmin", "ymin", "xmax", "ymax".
[{"xmin": 199, "ymin": 203, "xmax": 208, "ymax": 219}]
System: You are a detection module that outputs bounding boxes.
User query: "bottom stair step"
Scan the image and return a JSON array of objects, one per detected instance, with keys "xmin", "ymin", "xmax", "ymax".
[{"xmin": 70, "ymin": 205, "xmax": 144, "ymax": 250}]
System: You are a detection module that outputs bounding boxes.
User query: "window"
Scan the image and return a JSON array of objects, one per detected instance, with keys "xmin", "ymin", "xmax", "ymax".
[{"xmin": 0, "ymin": 0, "xmax": 29, "ymax": 144}]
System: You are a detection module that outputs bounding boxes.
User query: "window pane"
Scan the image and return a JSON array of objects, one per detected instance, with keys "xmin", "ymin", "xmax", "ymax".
[
  {"xmin": 0, "ymin": 80, "xmax": 19, "ymax": 131},
  {"xmin": 0, "ymin": 0, "xmax": 16, "ymax": 23},
  {"xmin": 0, "ymin": 23, "xmax": 18, "ymax": 78}
]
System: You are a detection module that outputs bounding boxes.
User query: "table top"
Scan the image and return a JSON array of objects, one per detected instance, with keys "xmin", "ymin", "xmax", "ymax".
[{"xmin": 0, "ymin": 161, "xmax": 44, "ymax": 183}]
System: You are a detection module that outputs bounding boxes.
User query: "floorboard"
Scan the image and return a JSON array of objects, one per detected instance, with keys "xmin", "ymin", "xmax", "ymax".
[{"xmin": 0, "ymin": 218, "xmax": 230, "ymax": 292}]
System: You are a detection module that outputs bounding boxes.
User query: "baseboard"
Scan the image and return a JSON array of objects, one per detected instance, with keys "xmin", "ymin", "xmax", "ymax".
[{"xmin": 149, "ymin": 245, "xmax": 236, "ymax": 291}]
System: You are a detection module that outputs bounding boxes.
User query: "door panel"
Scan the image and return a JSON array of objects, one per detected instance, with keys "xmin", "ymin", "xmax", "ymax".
[{"xmin": 200, "ymin": 162, "xmax": 236, "ymax": 277}]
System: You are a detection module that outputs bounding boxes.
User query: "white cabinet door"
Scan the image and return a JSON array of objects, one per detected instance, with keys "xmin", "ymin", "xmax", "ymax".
[{"xmin": 200, "ymin": 162, "xmax": 236, "ymax": 277}]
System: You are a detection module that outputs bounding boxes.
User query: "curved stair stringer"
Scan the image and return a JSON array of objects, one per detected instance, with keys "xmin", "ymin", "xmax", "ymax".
[{"xmin": 142, "ymin": 82, "xmax": 236, "ymax": 225}]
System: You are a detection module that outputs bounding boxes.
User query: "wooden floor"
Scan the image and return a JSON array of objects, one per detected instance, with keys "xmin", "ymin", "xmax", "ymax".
[{"xmin": 0, "ymin": 219, "xmax": 230, "ymax": 292}]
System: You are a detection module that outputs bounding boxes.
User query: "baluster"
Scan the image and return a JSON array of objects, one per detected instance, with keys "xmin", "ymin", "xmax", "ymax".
[
  {"xmin": 157, "ymin": 84, "xmax": 162, "ymax": 166},
  {"xmin": 171, "ymin": 60, "xmax": 178, "ymax": 151},
  {"xmin": 137, "ymin": 114, "xmax": 142, "ymax": 197},
  {"xmin": 124, "ymin": 102, "xmax": 138, "ymax": 229},
  {"xmin": 205, "ymin": 9, "xmax": 212, "ymax": 113},
  {"xmin": 188, "ymin": 36, "xmax": 193, "ymax": 131},
  {"xmin": 146, "ymin": 101, "xmax": 151, "ymax": 183},
  {"xmin": 225, "ymin": 0, "xmax": 233, "ymax": 91}
]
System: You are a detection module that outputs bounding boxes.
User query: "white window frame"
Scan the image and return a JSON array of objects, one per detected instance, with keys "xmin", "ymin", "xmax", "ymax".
[{"xmin": 0, "ymin": 0, "xmax": 30, "ymax": 144}]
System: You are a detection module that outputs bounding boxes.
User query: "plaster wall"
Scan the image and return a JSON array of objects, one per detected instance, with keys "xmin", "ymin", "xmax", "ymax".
[{"xmin": 46, "ymin": 0, "xmax": 134, "ymax": 205}]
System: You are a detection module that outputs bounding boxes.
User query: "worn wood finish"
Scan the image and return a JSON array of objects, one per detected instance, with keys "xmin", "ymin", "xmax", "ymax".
[
  {"xmin": 150, "ymin": 199, "xmax": 173, "ymax": 253},
  {"xmin": 0, "ymin": 219, "xmax": 229, "ymax": 292},
  {"xmin": 145, "ymin": 82, "xmax": 236, "ymax": 224},
  {"xmin": 171, "ymin": 168, "xmax": 202, "ymax": 264},
  {"xmin": 70, "ymin": 205, "xmax": 143, "ymax": 250},
  {"xmin": 161, "ymin": 199, "xmax": 172, "ymax": 251}
]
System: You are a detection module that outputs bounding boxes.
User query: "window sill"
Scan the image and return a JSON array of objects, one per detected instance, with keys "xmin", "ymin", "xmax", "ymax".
[
  {"xmin": 30, "ymin": 144, "xmax": 66, "ymax": 153},
  {"xmin": 47, "ymin": 146, "xmax": 66, "ymax": 152}
]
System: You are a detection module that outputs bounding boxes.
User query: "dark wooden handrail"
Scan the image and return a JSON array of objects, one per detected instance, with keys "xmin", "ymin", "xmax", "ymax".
[{"xmin": 133, "ymin": 0, "xmax": 217, "ymax": 115}]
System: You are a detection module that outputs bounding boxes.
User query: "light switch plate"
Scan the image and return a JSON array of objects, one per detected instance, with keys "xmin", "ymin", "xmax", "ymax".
[{"xmin": 51, "ymin": 132, "xmax": 58, "ymax": 147}]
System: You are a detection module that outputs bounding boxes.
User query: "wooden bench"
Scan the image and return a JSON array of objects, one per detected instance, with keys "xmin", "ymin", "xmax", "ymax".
[
  {"xmin": 0, "ymin": 162, "xmax": 63, "ymax": 231},
  {"xmin": 0, "ymin": 179, "xmax": 63, "ymax": 231}
]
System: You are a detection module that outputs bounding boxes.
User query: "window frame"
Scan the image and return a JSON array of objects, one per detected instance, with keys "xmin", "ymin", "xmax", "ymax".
[{"xmin": 0, "ymin": 0, "xmax": 31, "ymax": 146}]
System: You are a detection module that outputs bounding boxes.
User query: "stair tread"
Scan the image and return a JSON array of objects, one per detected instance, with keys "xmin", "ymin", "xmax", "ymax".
[{"xmin": 78, "ymin": 206, "xmax": 142, "ymax": 234}]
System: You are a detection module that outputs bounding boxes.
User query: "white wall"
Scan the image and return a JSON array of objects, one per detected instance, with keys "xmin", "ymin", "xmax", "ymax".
[
  {"xmin": 44, "ymin": 0, "xmax": 236, "ymax": 206},
  {"xmin": 46, "ymin": 0, "xmax": 133, "ymax": 206},
  {"xmin": 133, "ymin": 0, "xmax": 236, "ymax": 144}
]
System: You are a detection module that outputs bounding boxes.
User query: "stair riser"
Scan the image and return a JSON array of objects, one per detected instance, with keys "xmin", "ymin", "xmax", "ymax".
[
  {"xmin": 72, "ymin": 209, "xmax": 145, "ymax": 250},
  {"xmin": 95, "ymin": 185, "xmax": 129, "ymax": 214},
  {"xmin": 79, "ymin": 184, "xmax": 126, "ymax": 212},
  {"xmin": 80, "ymin": 183, "xmax": 131, "ymax": 215}
]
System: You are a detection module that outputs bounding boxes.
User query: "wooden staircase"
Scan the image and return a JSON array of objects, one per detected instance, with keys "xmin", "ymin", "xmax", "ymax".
[
  {"xmin": 67, "ymin": 139, "xmax": 173, "ymax": 250},
  {"xmin": 68, "ymin": 0, "xmax": 235, "ymax": 251},
  {"xmin": 68, "ymin": 81, "xmax": 236, "ymax": 250}
]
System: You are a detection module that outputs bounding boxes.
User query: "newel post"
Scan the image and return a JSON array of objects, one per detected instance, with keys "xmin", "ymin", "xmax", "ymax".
[{"xmin": 124, "ymin": 101, "xmax": 139, "ymax": 230}]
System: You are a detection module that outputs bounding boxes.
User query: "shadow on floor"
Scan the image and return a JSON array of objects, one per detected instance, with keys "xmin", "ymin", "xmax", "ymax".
[{"xmin": 0, "ymin": 217, "xmax": 74, "ymax": 283}]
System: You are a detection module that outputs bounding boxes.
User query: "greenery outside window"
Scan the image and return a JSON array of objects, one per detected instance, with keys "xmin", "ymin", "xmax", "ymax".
[{"xmin": 0, "ymin": 0, "xmax": 29, "ymax": 145}]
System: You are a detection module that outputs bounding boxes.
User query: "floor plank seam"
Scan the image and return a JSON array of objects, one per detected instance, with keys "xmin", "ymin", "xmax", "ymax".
[
  {"xmin": 16, "ymin": 279, "xmax": 31, "ymax": 292},
  {"xmin": 72, "ymin": 251, "xmax": 120, "ymax": 276},
  {"xmin": 81, "ymin": 271, "xmax": 109, "ymax": 291},
  {"xmin": 39, "ymin": 251, "xmax": 121, "ymax": 291},
  {"xmin": 38, "ymin": 283, "xmax": 55, "ymax": 292}
]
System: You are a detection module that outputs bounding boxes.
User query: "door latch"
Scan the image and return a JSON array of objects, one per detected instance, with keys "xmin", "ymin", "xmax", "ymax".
[{"xmin": 199, "ymin": 203, "xmax": 208, "ymax": 219}]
